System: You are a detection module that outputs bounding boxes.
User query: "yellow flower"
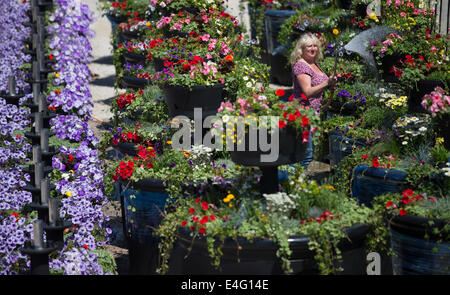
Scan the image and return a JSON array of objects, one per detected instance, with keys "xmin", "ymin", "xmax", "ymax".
[
  {"xmin": 332, "ymin": 28, "xmax": 339, "ymax": 35},
  {"xmin": 437, "ymin": 137, "xmax": 445, "ymax": 144},
  {"xmin": 55, "ymin": 73, "xmax": 60, "ymax": 78},
  {"xmin": 65, "ymin": 191, "xmax": 72, "ymax": 197},
  {"xmin": 166, "ymin": 140, "xmax": 172, "ymax": 145},
  {"xmin": 368, "ymin": 12, "xmax": 379, "ymax": 22},
  {"xmin": 227, "ymin": 194, "xmax": 235, "ymax": 200},
  {"xmin": 146, "ymin": 22, "xmax": 151, "ymax": 27}
]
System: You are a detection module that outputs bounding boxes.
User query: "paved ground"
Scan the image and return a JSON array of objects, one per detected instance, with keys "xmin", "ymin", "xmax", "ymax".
[{"xmin": 85, "ymin": 0, "xmax": 330, "ymax": 275}]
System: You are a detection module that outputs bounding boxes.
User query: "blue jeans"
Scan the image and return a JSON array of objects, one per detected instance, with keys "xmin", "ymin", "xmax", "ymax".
[{"xmin": 300, "ymin": 132, "xmax": 314, "ymax": 169}]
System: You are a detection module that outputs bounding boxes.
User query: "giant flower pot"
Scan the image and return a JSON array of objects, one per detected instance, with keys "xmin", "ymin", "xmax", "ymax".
[
  {"xmin": 328, "ymin": 132, "xmax": 366, "ymax": 167},
  {"xmin": 120, "ymin": 178, "xmax": 171, "ymax": 274},
  {"xmin": 162, "ymin": 84, "xmax": 225, "ymax": 119},
  {"xmin": 352, "ymin": 166, "xmax": 408, "ymax": 207},
  {"xmin": 389, "ymin": 215, "xmax": 450, "ymax": 274},
  {"xmin": 167, "ymin": 223, "xmax": 369, "ymax": 275},
  {"xmin": 408, "ymin": 79, "xmax": 445, "ymax": 114}
]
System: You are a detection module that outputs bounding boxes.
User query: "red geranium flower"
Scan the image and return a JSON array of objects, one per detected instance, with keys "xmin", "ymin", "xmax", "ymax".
[
  {"xmin": 279, "ymin": 120, "xmax": 286, "ymax": 129},
  {"xmin": 300, "ymin": 93, "xmax": 307, "ymax": 100},
  {"xmin": 372, "ymin": 157, "xmax": 380, "ymax": 168},
  {"xmin": 301, "ymin": 116, "xmax": 309, "ymax": 126},
  {"xmin": 385, "ymin": 201, "xmax": 393, "ymax": 208},
  {"xmin": 362, "ymin": 154, "xmax": 368, "ymax": 160},
  {"xmin": 201, "ymin": 201, "xmax": 209, "ymax": 210},
  {"xmin": 189, "ymin": 208, "xmax": 195, "ymax": 214},
  {"xmin": 402, "ymin": 189, "xmax": 414, "ymax": 197},
  {"xmin": 275, "ymin": 89, "xmax": 285, "ymax": 96},
  {"xmin": 199, "ymin": 227, "xmax": 206, "ymax": 234},
  {"xmin": 399, "ymin": 209, "xmax": 407, "ymax": 216},
  {"xmin": 181, "ymin": 221, "xmax": 187, "ymax": 226}
]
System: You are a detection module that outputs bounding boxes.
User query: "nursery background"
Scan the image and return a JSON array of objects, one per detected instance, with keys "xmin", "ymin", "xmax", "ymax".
[{"xmin": 0, "ymin": 0, "xmax": 449, "ymax": 276}]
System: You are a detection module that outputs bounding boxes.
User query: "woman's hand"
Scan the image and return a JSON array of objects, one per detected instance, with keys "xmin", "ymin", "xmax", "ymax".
[{"xmin": 327, "ymin": 75, "xmax": 338, "ymax": 89}]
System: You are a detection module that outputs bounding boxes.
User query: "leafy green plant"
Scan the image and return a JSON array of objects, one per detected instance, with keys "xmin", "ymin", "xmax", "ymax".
[{"xmin": 156, "ymin": 166, "xmax": 371, "ymax": 275}]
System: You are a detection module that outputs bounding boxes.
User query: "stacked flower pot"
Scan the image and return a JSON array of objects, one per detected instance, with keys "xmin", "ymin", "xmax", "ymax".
[{"xmin": 0, "ymin": 0, "xmax": 115, "ymax": 275}]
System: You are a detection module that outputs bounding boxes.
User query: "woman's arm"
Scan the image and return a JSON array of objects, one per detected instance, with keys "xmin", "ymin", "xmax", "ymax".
[{"xmin": 296, "ymin": 74, "xmax": 334, "ymax": 98}]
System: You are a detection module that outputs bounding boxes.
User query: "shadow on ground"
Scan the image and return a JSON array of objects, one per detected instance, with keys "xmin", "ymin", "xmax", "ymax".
[
  {"xmin": 91, "ymin": 75, "xmax": 115, "ymax": 87},
  {"xmin": 93, "ymin": 55, "xmax": 113, "ymax": 65}
]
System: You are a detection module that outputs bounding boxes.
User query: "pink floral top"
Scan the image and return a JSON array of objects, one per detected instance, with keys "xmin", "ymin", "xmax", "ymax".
[{"xmin": 292, "ymin": 60, "xmax": 328, "ymax": 114}]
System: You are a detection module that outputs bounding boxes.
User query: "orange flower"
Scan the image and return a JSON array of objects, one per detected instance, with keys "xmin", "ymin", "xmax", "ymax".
[{"xmin": 225, "ymin": 54, "xmax": 233, "ymax": 62}]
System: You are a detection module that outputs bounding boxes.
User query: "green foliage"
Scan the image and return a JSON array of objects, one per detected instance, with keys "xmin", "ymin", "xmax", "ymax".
[{"xmin": 92, "ymin": 248, "xmax": 119, "ymax": 275}]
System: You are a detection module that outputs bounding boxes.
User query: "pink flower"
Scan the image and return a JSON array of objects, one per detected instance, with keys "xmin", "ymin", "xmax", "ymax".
[
  {"xmin": 381, "ymin": 46, "xmax": 387, "ymax": 53},
  {"xmin": 430, "ymin": 46, "xmax": 437, "ymax": 52},
  {"xmin": 400, "ymin": 12, "xmax": 406, "ymax": 17},
  {"xmin": 382, "ymin": 38, "xmax": 393, "ymax": 46},
  {"xmin": 201, "ymin": 34, "xmax": 210, "ymax": 42},
  {"xmin": 386, "ymin": 0, "xmax": 392, "ymax": 5}
]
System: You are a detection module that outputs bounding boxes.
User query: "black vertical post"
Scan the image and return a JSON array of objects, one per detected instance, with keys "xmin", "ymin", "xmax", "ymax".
[{"xmin": 20, "ymin": 0, "xmax": 60, "ymax": 275}]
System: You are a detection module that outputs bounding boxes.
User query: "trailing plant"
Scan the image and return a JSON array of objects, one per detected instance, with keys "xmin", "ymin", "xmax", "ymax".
[{"xmin": 156, "ymin": 166, "xmax": 371, "ymax": 275}]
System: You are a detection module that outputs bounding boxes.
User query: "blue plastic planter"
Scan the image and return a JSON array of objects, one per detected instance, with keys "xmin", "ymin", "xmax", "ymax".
[
  {"xmin": 389, "ymin": 215, "xmax": 450, "ymax": 274},
  {"xmin": 120, "ymin": 178, "xmax": 171, "ymax": 274},
  {"xmin": 352, "ymin": 165, "xmax": 408, "ymax": 207}
]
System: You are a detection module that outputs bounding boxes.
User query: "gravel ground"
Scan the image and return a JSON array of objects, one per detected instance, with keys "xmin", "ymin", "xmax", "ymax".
[{"xmin": 85, "ymin": 0, "xmax": 330, "ymax": 275}]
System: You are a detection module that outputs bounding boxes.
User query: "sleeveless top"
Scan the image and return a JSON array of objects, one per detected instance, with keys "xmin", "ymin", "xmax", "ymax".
[{"xmin": 292, "ymin": 60, "xmax": 328, "ymax": 114}]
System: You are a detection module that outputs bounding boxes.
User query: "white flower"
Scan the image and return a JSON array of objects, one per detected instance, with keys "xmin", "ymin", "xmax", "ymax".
[
  {"xmin": 418, "ymin": 126, "xmax": 427, "ymax": 132},
  {"xmin": 402, "ymin": 141, "xmax": 408, "ymax": 145},
  {"xmin": 246, "ymin": 82, "xmax": 252, "ymax": 88}
]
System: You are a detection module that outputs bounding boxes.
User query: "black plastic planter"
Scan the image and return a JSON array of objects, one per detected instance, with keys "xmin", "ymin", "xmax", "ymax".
[
  {"xmin": 435, "ymin": 113, "xmax": 450, "ymax": 150},
  {"xmin": 120, "ymin": 178, "xmax": 171, "ymax": 274},
  {"xmin": 114, "ymin": 142, "xmax": 139, "ymax": 157},
  {"xmin": 167, "ymin": 223, "xmax": 370, "ymax": 275},
  {"xmin": 408, "ymin": 79, "xmax": 445, "ymax": 114},
  {"xmin": 328, "ymin": 132, "xmax": 366, "ymax": 167},
  {"xmin": 352, "ymin": 166, "xmax": 408, "ymax": 207},
  {"xmin": 264, "ymin": 10, "xmax": 296, "ymax": 86},
  {"xmin": 123, "ymin": 51, "xmax": 147, "ymax": 64},
  {"xmin": 231, "ymin": 126, "xmax": 306, "ymax": 167},
  {"xmin": 389, "ymin": 215, "xmax": 449, "ymax": 275},
  {"xmin": 119, "ymin": 30, "xmax": 142, "ymax": 42},
  {"xmin": 162, "ymin": 84, "xmax": 225, "ymax": 119},
  {"xmin": 121, "ymin": 75, "xmax": 152, "ymax": 90}
]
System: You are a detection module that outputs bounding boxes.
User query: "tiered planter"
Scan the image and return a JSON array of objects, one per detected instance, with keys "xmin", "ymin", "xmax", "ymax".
[
  {"xmin": 167, "ymin": 223, "xmax": 370, "ymax": 275},
  {"xmin": 389, "ymin": 215, "xmax": 449, "ymax": 274}
]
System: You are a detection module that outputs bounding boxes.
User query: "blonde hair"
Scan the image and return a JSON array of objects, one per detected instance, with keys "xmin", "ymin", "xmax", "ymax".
[{"xmin": 290, "ymin": 33, "xmax": 323, "ymax": 66}]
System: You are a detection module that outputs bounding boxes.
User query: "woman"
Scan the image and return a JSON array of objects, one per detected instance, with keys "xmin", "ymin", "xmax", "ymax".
[{"xmin": 290, "ymin": 33, "xmax": 337, "ymax": 169}]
